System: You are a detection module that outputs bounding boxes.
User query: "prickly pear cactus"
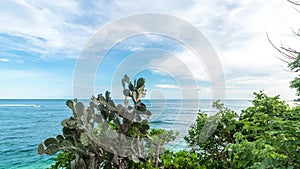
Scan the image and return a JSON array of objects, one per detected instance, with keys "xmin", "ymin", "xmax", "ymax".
[{"xmin": 38, "ymin": 75, "xmax": 176, "ymax": 169}]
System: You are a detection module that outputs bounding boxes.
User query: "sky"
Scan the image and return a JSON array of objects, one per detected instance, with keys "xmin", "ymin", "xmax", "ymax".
[{"xmin": 0, "ymin": 0, "xmax": 299, "ymax": 100}]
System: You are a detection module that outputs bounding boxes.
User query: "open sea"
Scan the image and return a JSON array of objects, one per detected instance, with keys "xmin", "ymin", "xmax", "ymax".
[{"xmin": 0, "ymin": 99, "xmax": 251, "ymax": 169}]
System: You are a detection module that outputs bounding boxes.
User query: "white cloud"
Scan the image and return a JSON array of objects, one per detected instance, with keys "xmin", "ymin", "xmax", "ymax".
[
  {"xmin": 0, "ymin": 0, "xmax": 94, "ymax": 58},
  {"xmin": 127, "ymin": 0, "xmax": 299, "ymax": 99},
  {"xmin": 155, "ymin": 84, "xmax": 179, "ymax": 89},
  {"xmin": 0, "ymin": 58, "xmax": 10, "ymax": 62},
  {"xmin": 0, "ymin": 1, "xmax": 62, "ymax": 46},
  {"xmin": 149, "ymin": 49, "xmax": 209, "ymax": 79},
  {"xmin": 1, "ymin": 0, "xmax": 299, "ymax": 99}
]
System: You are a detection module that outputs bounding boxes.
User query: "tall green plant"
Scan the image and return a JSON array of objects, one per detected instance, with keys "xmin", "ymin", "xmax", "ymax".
[{"xmin": 38, "ymin": 75, "xmax": 177, "ymax": 169}]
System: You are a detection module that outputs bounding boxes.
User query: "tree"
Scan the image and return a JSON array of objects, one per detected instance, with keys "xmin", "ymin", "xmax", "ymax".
[
  {"xmin": 268, "ymin": 0, "xmax": 300, "ymax": 96},
  {"xmin": 184, "ymin": 101, "xmax": 240, "ymax": 168},
  {"xmin": 185, "ymin": 91, "xmax": 300, "ymax": 168},
  {"xmin": 38, "ymin": 75, "xmax": 177, "ymax": 169},
  {"xmin": 229, "ymin": 92, "xmax": 300, "ymax": 168}
]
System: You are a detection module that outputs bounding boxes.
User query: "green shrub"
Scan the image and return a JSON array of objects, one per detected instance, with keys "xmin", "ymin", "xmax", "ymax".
[{"xmin": 185, "ymin": 91, "xmax": 300, "ymax": 169}]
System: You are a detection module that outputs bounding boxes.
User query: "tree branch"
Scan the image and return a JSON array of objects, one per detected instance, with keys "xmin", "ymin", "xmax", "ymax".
[
  {"xmin": 287, "ymin": 0, "xmax": 300, "ymax": 6},
  {"xmin": 266, "ymin": 33, "xmax": 296, "ymax": 61}
]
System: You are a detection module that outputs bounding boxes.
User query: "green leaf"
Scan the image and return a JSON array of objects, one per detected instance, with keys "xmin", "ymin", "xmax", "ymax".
[
  {"xmin": 61, "ymin": 118, "xmax": 77, "ymax": 129},
  {"xmin": 121, "ymin": 79, "xmax": 125, "ymax": 88},
  {"xmin": 136, "ymin": 102, "xmax": 147, "ymax": 111},
  {"xmin": 140, "ymin": 123, "xmax": 150, "ymax": 134},
  {"xmin": 129, "ymin": 82, "xmax": 134, "ymax": 91},
  {"xmin": 108, "ymin": 111, "xmax": 115, "ymax": 121},
  {"xmin": 85, "ymin": 108, "xmax": 94, "ymax": 122},
  {"xmin": 124, "ymin": 74, "xmax": 130, "ymax": 83},
  {"xmin": 66, "ymin": 100, "xmax": 74, "ymax": 110},
  {"xmin": 134, "ymin": 79, "xmax": 137, "ymax": 88},
  {"xmin": 123, "ymin": 89, "xmax": 131, "ymax": 96},
  {"xmin": 75, "ymin": 102, "xmax": 85, "ymax": 117},
  {"xmin": 101, "ymin": 110, "xmax": 108, "ymax": 120},
  {"xmin": 137, "ymin": 78, "xmax": 145, "ymax": 89},
  {"xmin": 44, "ymin": 138, "xmax": 58, "ymax": 147},
  {"xmin": 97, "ymin": 94, "xmax": 106, "ymax": 102},
  {"xmin": 37, "ymin": 143, "xmax": 45, "ymax": 155},
  {"xmin": 56, "ymin": 135, "xmax": 64, "ymax": 142},
  {"xmin": 62, "ymin": 127, "xmax": 76, "ymax": 137},
  {"xmin": 65, "ymin": 136, "xmax": 75, "ymax": 146},
  {"xmin": 45, "ymin": 144, "xmax": 60, "ymax": 155},
  {"xmin": 80, "ymin": 133, "xmax": 90, "ymax": 146},
  {"xmin": 108, "ymin": 100, "xmax": 116, "ymax": 109},
  {"xmin": 105, "ymin": 91, "xmax": 110, "ymax": 102}
]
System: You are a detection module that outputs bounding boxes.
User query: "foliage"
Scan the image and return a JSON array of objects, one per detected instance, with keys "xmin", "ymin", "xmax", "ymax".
[
  {"xmin": 116, "ymin": 149, "xmax": 206, "ymax": 169},
  {"xmin": 185, "ymin": 91, "xmax": 300, "ymax": 169},
  {"xmin": 47, "ymin": 152, "xmax": 74, "ymax": 169},
  {"xmin": 185, "ymin": 101, "xmax": 240, "ymax": 168},
  {"xmin": 38, "ymin": 75, "xmax": 177, "ymax": 169},
  {"xmin": 229, "ymin": 92, "xmax": 300, "ymax": 168},
  {"xmin": 287, "ymin": 54, "xmax": 300, "ymax": 96},
  {"xmin": 159, "ymin": 150, "xmax": 206, "ymax": 169},
  {"xmin": 290, "ymin": 73, "xmax": 300, "ymax": 96},
  {"xmin": 38, "ymin": 75, "xmax": 299, "ymax": 168}
]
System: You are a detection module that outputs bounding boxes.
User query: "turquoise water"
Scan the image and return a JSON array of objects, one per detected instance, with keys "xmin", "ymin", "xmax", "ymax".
[{"xmin": 0, "ymin": 99, "xmax": 250, "ymax": 169}]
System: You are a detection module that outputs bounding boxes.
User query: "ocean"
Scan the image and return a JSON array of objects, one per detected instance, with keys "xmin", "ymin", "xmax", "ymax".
[{"xmin": 0, "ymin": 99, "xmax": 251, "ymax": 169}]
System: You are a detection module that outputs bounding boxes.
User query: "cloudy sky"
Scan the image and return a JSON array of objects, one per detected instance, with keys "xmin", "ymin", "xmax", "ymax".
[{"xmin": 0, "ymin": 0, "xmax": 299, "ymax": 99}]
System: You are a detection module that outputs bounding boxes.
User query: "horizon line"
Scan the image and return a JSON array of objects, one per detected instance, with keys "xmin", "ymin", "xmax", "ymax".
[{"xmin": 0, "ymin": 98, "xmax": 258, "ymax": 101}]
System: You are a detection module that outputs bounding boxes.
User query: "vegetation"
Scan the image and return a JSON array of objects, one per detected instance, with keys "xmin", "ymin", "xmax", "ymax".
[
  {"xmin": 38, "ymin": 75, "xmax": 177, "ymax": 168},
  {"xmin": 185, "ymin": 101, "xmax": 239, "ymax": 168},
  {"xmin": 159, "ymin": 150, "xmax": 206, "ymax": 169},
  {"xmin": 39, "ymin": 77, "xmax": 300, "ymax": 168},
  {"xmin": 185, "ymin": 92, "xmax": 300, "ymax": 168}
]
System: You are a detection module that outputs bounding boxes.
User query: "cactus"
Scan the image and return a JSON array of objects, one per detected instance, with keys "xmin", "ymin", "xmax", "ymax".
[{"xmin": 38, "ymin": 75, "xmax": 177, "ymax": 169}]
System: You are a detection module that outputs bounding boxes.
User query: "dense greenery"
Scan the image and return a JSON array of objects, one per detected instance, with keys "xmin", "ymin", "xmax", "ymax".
[
  {"xmin": 185, "ymin": 101, "xmax": 239, "ymax": 168},
  {"xmin": 159, "ymin": 150, "xmax": 206, "ymax": 169},
  {"xmin": 185, "ymin": 92, "xmax": 300, "ymax": 168},
  {"xmin": 48, "ymin": 152, "xmax": 74, "ymax": 169}
]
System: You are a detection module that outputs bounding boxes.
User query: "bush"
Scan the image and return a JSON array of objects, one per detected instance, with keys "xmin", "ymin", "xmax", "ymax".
[
  {"xmin": 159, "ymin": 150, "xmax": 206, "ymax": 169},
  {"xmin": 185, "ymin": 91, "xmax": 300, "ymax": 168}
]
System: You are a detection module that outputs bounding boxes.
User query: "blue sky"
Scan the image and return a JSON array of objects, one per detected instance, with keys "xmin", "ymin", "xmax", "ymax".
[{"xmin": 0, "ymin": 0, "xmax": 299, "ymax": 99}]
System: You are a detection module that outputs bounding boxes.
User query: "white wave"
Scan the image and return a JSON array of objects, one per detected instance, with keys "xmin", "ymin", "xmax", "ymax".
[{"xmin": 0, "ymin": 104, "xmax": 40, "ymax": 107}]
